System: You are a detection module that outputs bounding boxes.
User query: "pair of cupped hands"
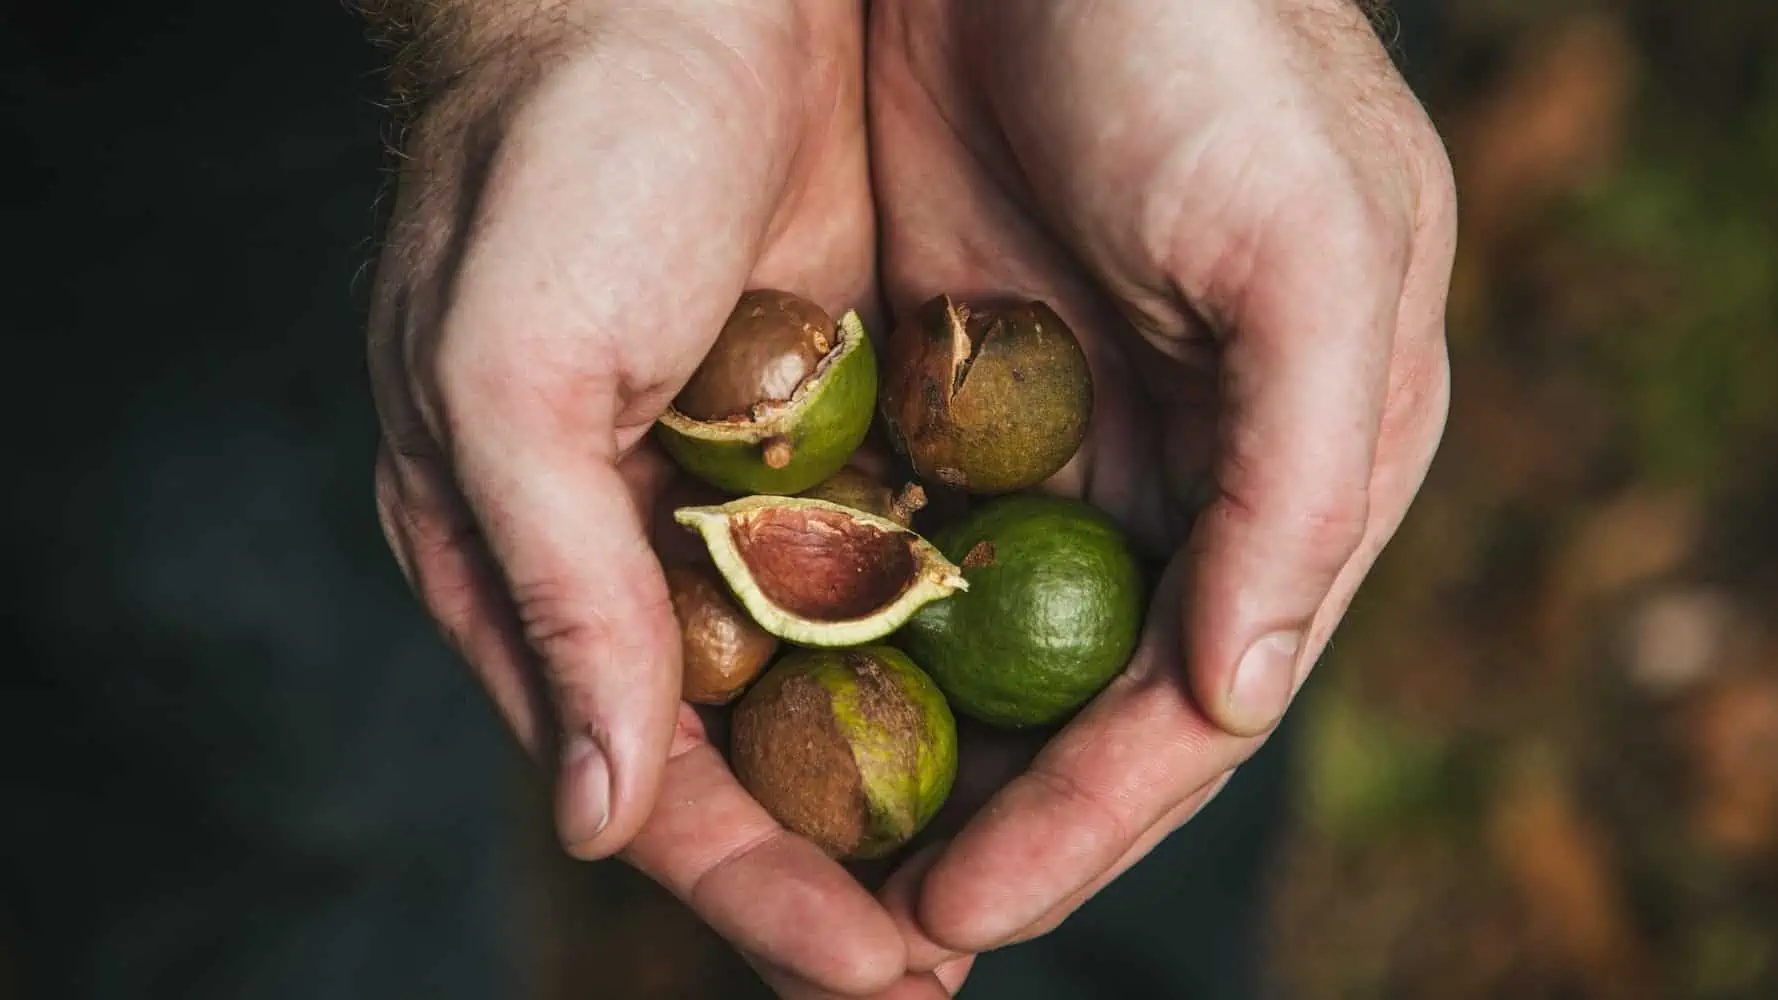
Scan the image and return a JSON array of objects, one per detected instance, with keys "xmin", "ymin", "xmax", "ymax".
[{"xmin": 367, "ymin": 0, "xmax": 1456, "ymax": 996}]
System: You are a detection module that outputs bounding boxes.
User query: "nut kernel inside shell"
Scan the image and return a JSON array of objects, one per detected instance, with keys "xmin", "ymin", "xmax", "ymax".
[
  {"xmin": 674, "ymin": 289, "xmax": 836, "ymax": 422},
  {"xmin": 654, "ymin": 311, "xmax": 878, "ymax": 497},
  {"xmin": 730, "ymin": 507, "xmax": 917, "ymax": 621}
]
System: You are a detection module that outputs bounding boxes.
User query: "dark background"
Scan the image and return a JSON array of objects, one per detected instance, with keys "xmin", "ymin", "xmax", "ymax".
[
  {"xmin": 4, "ymin": 1, "xmax": 1776, "ymax": 998},
  {"xmin": 4, "ymin": 2, "xmax": 521, "ymax": 997}
]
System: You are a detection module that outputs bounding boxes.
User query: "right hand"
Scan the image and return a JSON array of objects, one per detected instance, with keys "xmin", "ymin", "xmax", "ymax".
[{"xmin": 366, "ymin": 2, "xmax": 942, "ymax": 994}]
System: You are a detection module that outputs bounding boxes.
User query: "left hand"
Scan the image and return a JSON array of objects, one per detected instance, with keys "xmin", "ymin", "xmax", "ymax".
[
  {"xmin": 362, "ymin": 3, "xmax": 940, "ymax": 995},
  {"xmin": 860, "ymin": 0, "xmax": 1458, "ymax": 981}
]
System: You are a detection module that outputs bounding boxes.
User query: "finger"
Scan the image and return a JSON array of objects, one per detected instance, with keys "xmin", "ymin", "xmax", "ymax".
[
  {"xmin": 1187, "ymin": 195, "xmax": 1409, "ymax": 737},
  {"xmin": 406, "ymin": 27, "xmax": 861, "ymax": 856},
  {"xmin": 934, "ymin": 956, "xmax": 975, "ymax": 996},
  {"xmin": 751, "ymin": 961, "xmax": 956, "ymax": 1000},
  {"xmin": 628, "ymin": 706, "xmax": 907, "ymax": 996},
  {"xmin": 375, "ymin": 446, "xmax": 551, "ymax": 751},
  {"xmin": 881, "ymin": 722, "xmax": 1045, "ymax": 974},
  {"xmin": 1300, "ymin": 159, "xmax": 1458, "ymax": 662},
  {"xmin": 430, "ymin": 343, "xmax": 682, "ymax": 856},
  {"xmin": 918, "ymin": 675, "xmax": 1253, "ymax": 951},
  {"xmin": 1002, "ymin": 769, "xmax": 1236, "ymax": 947},
  {"xmin": 915, "ymin": 559, "xmax": 1263, "ymax": 951},
  {"xmin": 380, "ymin": 426, "xmax": 679, "ymax": 860},
  {"xmin": 880, "ymin": 842, "xmax": 963, "ymax": 975}
]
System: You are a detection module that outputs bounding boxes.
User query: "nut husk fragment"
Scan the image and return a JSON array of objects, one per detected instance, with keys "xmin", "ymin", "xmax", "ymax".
[
  {"xmin": 666, "ymin": 563, "xmax": 778, "ymax": 705},
  {"xmin": 881, "ymin": 295, "xmax": 1092, "ymax": 494},
  {"xmin": 730, "ymin": 645, "xmax": 957, "ymax": 860}
]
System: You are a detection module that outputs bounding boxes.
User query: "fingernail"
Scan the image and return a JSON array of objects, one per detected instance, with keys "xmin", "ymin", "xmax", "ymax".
[
  {"xmin": 1226, "ymin": 631, "xmax": 1300, "ymax": 734},
  {"xmin": 1200, "ymin": 768, "xmax": 1238, "ymax": 811},
  {"xmin": 559, "ymin": 730, "xmax": 611, "ymax": 847},
  {"xmin": 936, "ymin": 956, "xmax": 973, "ymax": 995}
]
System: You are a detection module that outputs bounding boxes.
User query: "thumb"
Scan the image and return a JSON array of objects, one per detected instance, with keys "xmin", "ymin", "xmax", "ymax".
[
  {"xmin": 444, "ymin": 363, "xmax": 682, "ymax": 857},
  {"xmin": 1186, "ymin": 201, "xmax": 1405, "ymax": 736},
  {"xmin": 395, "ymin": 28, "xmax": 799, "ymax": 855}
]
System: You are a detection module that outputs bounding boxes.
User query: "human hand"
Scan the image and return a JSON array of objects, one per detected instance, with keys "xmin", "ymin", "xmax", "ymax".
[
  {"xmin": 364, "ymin": 2, "xmax": 949, "ymax": 993},
  {"xmin": 867, "ymin": 0, "xmax": 1457, "ymax": 976}
]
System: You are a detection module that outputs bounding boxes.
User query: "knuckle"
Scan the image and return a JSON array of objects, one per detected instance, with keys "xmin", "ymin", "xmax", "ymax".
[
  {"xmin": 1301, "ymin": 487, "xmax": 1373, "ymax": 561},
  {"xmin": 687, "ymin": 826, "xmax": 783, "ymax": 905},
  {"xmin": 1025, "ymin": 765, "xmax": 1133, "ymax": 856},
  {"xmin": 374, "ymin": 450, "xmax": 403, "ymax": 514},
  {"xmin": 428, "ymin": 331, "xmax": 506, "ymax": 424},
  {"xmin": 368, "ymin": 364, "xmax": 440, "ymax": 464},
  {"xmin": 1319, "ymin": 181, "xmax": 1415, "ymax": 273},
  {"xmin": 1216, "ymin": 477, "xmax": 1370, "ymax": 570},
  {"xmin": 1416, "ymin": 139, "xmax": 1459, "ymax": 223},
  {"xmin": 366, "ymin": 280, "xmax": 415, "ymax": 383},
  {"xmin": 379, "ymin": 454, "xmax": 479, "ymax": 558},
  {"xmin": 372, "ymin": 457, "xmax": 411, "ymax": 553},
  {"xmin": 1214, "ymin": 430, "xmax": 1373, "ymax": 557},
  {"xmin": 428, "ymin": 325, "xmax": 624, "ymax": 453},
  {"xmin": 507, "ymin": 576, "xmax": 621, "ymax": 685},
  {"xmin": 1400, "ymin": 105, "xmax": 1457, "ymax": 203}
]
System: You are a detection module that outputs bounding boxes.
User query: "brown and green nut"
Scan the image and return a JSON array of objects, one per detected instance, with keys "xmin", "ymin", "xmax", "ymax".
[
  {"xmin": 881, "ymin": 295, "xmax": 1093, "ymax": 494},
  {"xmin": 665, "ymin": 563, "xmax": 778, "ymax": 704},
  {"xmin": 730, "ymin": 645, "xmax": 957, "ymax": 860}
]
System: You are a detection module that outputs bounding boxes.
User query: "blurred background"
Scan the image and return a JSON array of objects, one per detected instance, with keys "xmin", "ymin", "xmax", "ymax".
[
  {"xmin": 4, "ymin": 0, "xmax": 1775, "ymax": 998},
  {"xmin": 1264, "ymin": 4, "xmax": 1778, "ymax": 998}
]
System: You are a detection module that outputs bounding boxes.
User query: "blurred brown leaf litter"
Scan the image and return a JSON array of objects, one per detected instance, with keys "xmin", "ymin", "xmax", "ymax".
[
  {"xmin": 1269, "ymin": 2, "xmax": 1778, "ymax": 998},
  {"xmin": 523, "ymin": 2, "xmax": 1778, "ymax": 998}
]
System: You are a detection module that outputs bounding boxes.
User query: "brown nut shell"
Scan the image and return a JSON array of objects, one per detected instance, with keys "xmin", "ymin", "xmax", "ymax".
[
  {"xmin": 674, "ymin": 289, "xmax": 836, "ymax": 421},
  {"xmin": 881, "ymin": 295, "xmax": 1092, "ymax": 494},
  {"xmin": 666, "ymin": 563, "xmax": 779, "ymax": 704},
  {"xmin": 731, "ymin": 658, "xmax": 870, "ymax": 857}
]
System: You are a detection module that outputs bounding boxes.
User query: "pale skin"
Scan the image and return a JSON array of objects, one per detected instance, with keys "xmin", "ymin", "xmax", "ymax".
[{"xmin": 367, "ymin": 0, "xmax": 1456, "ymax": 997}]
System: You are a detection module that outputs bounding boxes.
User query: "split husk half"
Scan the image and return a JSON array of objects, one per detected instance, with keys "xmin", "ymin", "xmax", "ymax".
[{"xmin": 673, "ymin": 495, "xmax": 966, "ymax": 647}]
